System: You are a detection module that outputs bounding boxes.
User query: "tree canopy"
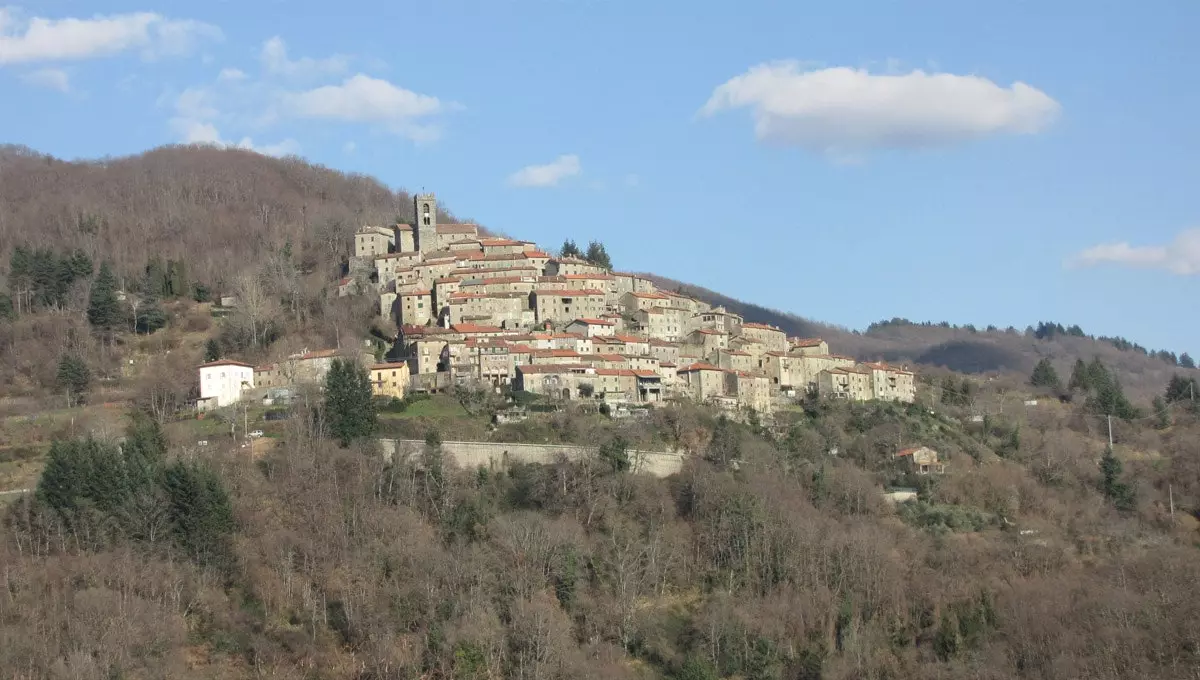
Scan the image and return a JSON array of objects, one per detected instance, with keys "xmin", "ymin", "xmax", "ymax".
[{"xmin": 324, "ymin": 358, "xmax": 377, "ymax": 446}]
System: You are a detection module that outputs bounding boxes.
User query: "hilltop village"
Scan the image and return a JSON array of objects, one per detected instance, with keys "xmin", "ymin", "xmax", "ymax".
[{"xmin": 199, "ymin": 193, "xmax": 915, "ymax": 414}]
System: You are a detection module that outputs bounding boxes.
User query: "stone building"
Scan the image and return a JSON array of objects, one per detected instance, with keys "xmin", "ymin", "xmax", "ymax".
[
  {"xmin": 545, "ymin": 257, "xmax": 610, "ymax": 277},
  {"xmin": 739, "ymin": 322, "xmax": 788, "ymax": 353},
  {"xmin": 532, "ymin": 289, "xmax": 606, "ymax": 324},
  {"xmin": 355, "ymin": 225, "xmax": 395, "ymax": 258},
  {"xmin": 896, "ymin": 446, "xmax": 944, "ymax": 474},
  {"xmin": 398, "ymin": 289, "xmax": 433, "ymax": 326},
  {"xmin": 818, "ymin": 365, "xmax": 873, "ymax": 400}
]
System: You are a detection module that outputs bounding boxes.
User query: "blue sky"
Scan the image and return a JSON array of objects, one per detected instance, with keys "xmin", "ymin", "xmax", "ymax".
[{"xmin": 3, "ymin": 1, "xmax": 1198, "ymax": 354}]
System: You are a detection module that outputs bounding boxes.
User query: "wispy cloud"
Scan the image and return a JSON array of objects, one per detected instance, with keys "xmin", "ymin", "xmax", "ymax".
[
  {"xmin": 20, "ymin": 67, "xmax": 69, "ymax": 91},
  {"xmin": 700, "ymin": 61, "xmax": 1060, "ymax": 158},
  {"xmin": 282, "ymin": 74, "xmax": 451, "ymax": 141},
  {"xmin": 1066, "ymin": 229, "xmax": 1200, "ymax": 276},
  {"xmin": 217, "ymin": 67, "xmax": 246, "ymax": 82},
  {"xmin": 508, "ymin": 154, "xmax": 582, "ymax": 188},
  {"xmin": 260, "ymin": 36, "xmax": 347, "ymax": 78},
  {"xmin": 0, "ymin": 8, "xmax": 220, "ymax": 64}
]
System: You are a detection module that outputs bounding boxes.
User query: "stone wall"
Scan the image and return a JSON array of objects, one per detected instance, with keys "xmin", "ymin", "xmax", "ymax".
[{"xmin": 377, "ymin": 439, "xmax": 686, "ymax": 478}]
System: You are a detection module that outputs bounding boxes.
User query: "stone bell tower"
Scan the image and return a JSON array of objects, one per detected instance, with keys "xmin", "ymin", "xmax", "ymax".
[{"xmin": 414, "ymin": 192, "xmax": 437, "ymax": 254}]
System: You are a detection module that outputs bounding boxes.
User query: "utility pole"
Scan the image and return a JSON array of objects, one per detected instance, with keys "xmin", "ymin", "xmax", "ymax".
[
  {"xmin": 1169, "ymin": 484, "xmax": 1175, "ymax": 516},
  {"xmin": 1106, "ymin": 414, "xmax": 1113, "ymax": 450}
]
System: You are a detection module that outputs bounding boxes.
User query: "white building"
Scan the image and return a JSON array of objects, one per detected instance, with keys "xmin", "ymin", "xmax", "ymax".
[{"xmin": 198, "ymin": 359, "xmax": 255, "ymax": 409}]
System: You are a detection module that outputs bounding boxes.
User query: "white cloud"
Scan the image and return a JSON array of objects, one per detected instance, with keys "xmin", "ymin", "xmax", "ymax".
[
  {"xmin": 0, "ymin": 8, "xmax": 220, "ymax": 64},
  {"xmin": 260, "ymin": 36, "xmax": 347, "ymax": 78},
  {"xmin": 1066, "ymin": 229, "xmax": 1200, "ymax": 276},
  {"xmin": 283, "ymin": 74, "xmax": 449, "ymax": 140},
  {"xmin": 235, "ymin": 136, "xmax": 300, "ymax": 157},
  {"xmin": 700, "ymin": 61, "xmax": 1060, "ymax": 156},
  {"xmin": 217, "ymin": 67, "xmax": 246, "ymax": 82},
  {"xmin": 508, "ymin": 154, "xmax": 582, "ymax": 188},
  {"xmin": 20, "ymin": 67, "xmax": 68, "ymax": 91}
]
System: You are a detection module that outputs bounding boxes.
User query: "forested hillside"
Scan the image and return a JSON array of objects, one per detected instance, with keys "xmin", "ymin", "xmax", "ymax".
[{"xmin": 2, "ymin": 145, "xmax": 1199, "ymax": 679}]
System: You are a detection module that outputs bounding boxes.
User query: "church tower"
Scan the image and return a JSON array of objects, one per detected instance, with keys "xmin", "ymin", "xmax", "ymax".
[{"xmin": 414, "ymin": 193, "xmax": 437, "ymax": 254}]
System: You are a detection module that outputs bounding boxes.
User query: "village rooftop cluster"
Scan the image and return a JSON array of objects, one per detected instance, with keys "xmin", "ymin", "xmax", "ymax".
[{"xmin": 198, "ymin": 193, "xmax": 916, "ymax": 414}]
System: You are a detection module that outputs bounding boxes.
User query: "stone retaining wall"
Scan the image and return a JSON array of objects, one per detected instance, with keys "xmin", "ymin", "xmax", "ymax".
[{"xmin": 378, "ymin": 439, "xmax": 686, "ymax": 478}]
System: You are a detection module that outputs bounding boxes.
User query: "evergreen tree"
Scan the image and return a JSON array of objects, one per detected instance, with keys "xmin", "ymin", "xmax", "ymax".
[
  {"xmin": 123, "ymin": 410, "xmax": 169, "ymax": 493},
  {"xmin": 939, "ymin": 376, "xmax": 960, "ymax": 405},
  {"xmin": 134, "ymin": 292, "xmax": 168, "ymax": 334},
  {"xmin": 958, "ymin": 378, "xmax": 974, "ymax": 406},
  {"xmin": 559, "ymin": 239, "xmax": 582, "ymax": 258},
  {"xmin": 1180, "ymin": 352, "xmax": 1196, "ymax": 369},
  {"xmin": 143, "ymin": 257, "xmax": 169, "ymax": 298},
  {"xmin": 1084, "ymin": 360, "xmax": 1140, "ymax": 420},
  {"xmin": 598, "ymin": 436, "xmax": 631, "ymax": 473},
  {"xmin": 167, "ymin": 259, "xmax": 188, "ymax": 298},
  {"xmin": 1068, "ymin": 359, "xmax": 1091, "ymax": 392},
  {"xmin": 1152, "ymin": 396, "xmax": 1170, "ymax": 429},
  {"xmin": 583, "ymin": 240, "xmax": 613, "ymax": 270},
  {"xmin": 204, "ymin": 338, "xmax": 222, "ymax": 362},
  {"xmin": 1165, "ymin": 374, "xmax": 1198, "ymax": 403},
  {"xmin": 705, "ymin": 416, "xmax": 741, "ymax": 465},
  {"xmin": 0, "ymin": 292, "xmax": 12, "ymax": 321},
  {"xmin": 56, "ymin": 355, "xmax": 91, "ymax": 406},
  {"xmin": 87, "ymin": 261, "xmax": 122, "ymax": 330},
  {"xmin": 161, "ymin": 460, "xmax": 235, "ymax": 567},
  {"xmin": 1029, "ymin": 358, "xmax": 1060, "ymax": 390},
  {"xmin": 324, "ymin": 358, "xmax": 377, "ymax": 446},
  {"xmin": 1099, "ymin": 447, "xmax": 1136, "ymax": 513},
  {"xmin": 36, "ymin": 439, "xmax": 88, "ymax": 514}
]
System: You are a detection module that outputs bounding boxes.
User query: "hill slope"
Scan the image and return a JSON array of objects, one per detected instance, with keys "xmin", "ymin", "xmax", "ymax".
[{"xmin": 0, "ymin": 144, "xmax": 1192, "ymax": 396}]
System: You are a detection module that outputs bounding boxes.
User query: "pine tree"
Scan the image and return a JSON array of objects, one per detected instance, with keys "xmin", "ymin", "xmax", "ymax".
[
  {"xmin": 1180, "ymin": 353, "xmax": 1196, "ymax": 369},
  {"xmin": 1099, "ymin": 446, "xmax": 1136, "ymax": 513},
  {"xmin": 204, "ymin": 338, "xmax": 222, "ymax": 362},
  {"xmin": 560, "ymin": 239, "xmax": 581, "ymax": 258},
  {"xmin": 161, "ymin": 460, "xmax": 235, "ymax": 567},
  {"xmin": 583, "ymin": 240, "xmax": 613, "ymax": 270},
  {"xmin": 36, "ymin": 439, "xmax": 87, "ymax": 514},
  {"xmin": 1029, "ymin": 358, "xmax": 1060, "ymax": 389},
  {"xmin": 56, "ymin": 355, "xmax": 91, "ymax": 407},
  {"xmin": 1152, "ymin": 396, "xmax": 1170, "ymax": 429},
  {"xmin": 124, "ymin": 410, "xmax": 168, "ymax": 493},
  {"xmin": 1068, "ymin": 359, "xmax": 1091, "ymax": 392},
  {"xmin": 87, "ymin": 261, "xmax": 122, "ymax": 330},
  {"xmin": 324, "ymin": 358, "xmax": 377, "ymax": 446}
]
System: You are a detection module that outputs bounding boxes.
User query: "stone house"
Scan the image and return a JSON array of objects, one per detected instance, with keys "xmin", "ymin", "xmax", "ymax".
[
  {"xmin": 545, "ymin": 257, "xmax": 609, "ymax": 277},
  {"xmin": 686, "ymin": 329, "xmax": 728, "ymax": 357},
  {"xmin": 398, "ymin": 289, "xmax": 433, "ymax": 327},
  {"xmin": 370, "ymin": 362, "xmax": 410, "ymax": 399},
  {"xmin": 379, "ymin": 291, "xmax": 397, "ymax": 320},
  {"xmin": 622, "ymin": 291, "xmax": 671, "ymax": 312},
  {"xmin": 460, "ymin": 276, "xmax": 539, "ymax": 296},
  {"xmin": 677, "ymin": 363, "xmax": 727, "ymax": 403},
  {"xmin": 789, "ymin": 338, "xmax": 830, "ymax": 356},
  {"xmin": 355, "ymin": 225, "xmax": 395, "ymax": 258},
  {"xmin": 434, "ymin": 223, "xmax": 481, "ymax": 250},
  {"xmin": 818, "ymin": 365, "xmax": 873, "ymax": 400},
  {"xmin": 648, "ymin": 339, "xmax": 681, "ymax": 364},
  {"xmin": 531, "ymin": 349, "xmax": 584, "ymax": 365},
  {"xmin": 724, "ymin": 371, "xmax": 772, "ymax": 414},
  {"xmin": 532, "ymin": 289, "xmax": 606, "ymax": 324},
  {"xmin": 739, "ymin": 322, "xmax": 788, "ymax": 353},
  {"xmin": 464, "ymin": 266, "xmax": 542, "ymax": 280},
  {"xmin": 446, "ymin": 292, "xmax": 530, "ymax": 329},
  {"xmin": 565, "ymin": 318, "xmax": 617, "ymax": 337},
  {"xmin": 863, "ymin": 362, "xmax": 917, "ymax": 403},
  {"xmin": 713, "ymin": 348, "xmax": 755, "ymax": 373},
  {"xmin": 690, "ymin": 307, "xmax": 743, "ymax": 336},
  {"xmin": 480, "ymin": 237, "xmax": 536, "ymax": 255},
  {"xmin": 896, "ymin": 446, "xmax": 945, "ymax": 474},
  {"xmin": 632, "ymin": 307, "xmax": 684, "ymax": 342}
]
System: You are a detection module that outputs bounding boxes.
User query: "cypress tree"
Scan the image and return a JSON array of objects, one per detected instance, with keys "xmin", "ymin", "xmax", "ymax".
[
  {"xmin": 1068, "ymin": 359, "xmax": 1091, "ymax": 392},
  {"xmin": 204, "ymin": 338, "xmax": 222, "ymax": 362},
  {"xmin": 324, "ymin": 358, "xmax": 377, "ymax": 446},
  {"xmin": 87, "ymin": 261, "xmax": 122, "ymax": 330}
]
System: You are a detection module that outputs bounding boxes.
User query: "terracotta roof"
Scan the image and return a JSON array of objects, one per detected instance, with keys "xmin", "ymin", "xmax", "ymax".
[
  {"xmin": 395, "ymin": 223, "xmax": 413, "ymax": 231},
  {"xmin": 742, "ymin": 322, "xmax": 783, "ymax": 332},
  {"xmin": 692, "ymin": 329, "xmax": 726, "ymax": 336},
  {"xmin": 896, "ymin": 447, "xmax": 933, "ymax": 457},
  {"xmin": 534, "ymin": 288, "xmax": 606, "ymax": 296},
  {"xmin": 508, "ymin": 344, "xmax": 536, "ymax": 353},
  {"xmin": 627, "ymin": 292, "xmax": 669, "ymax": 299},
  {"xmin": 436, "ymin": 223, "xmax": 480, "ymax": 235},
  {"xmin": 482, "ymin": 251, "xmax": 550, "ymax": 262},
  {"xmin": 480, "ymin": 238, "xmax": 523, "ymax": 246},
  {"xmin": 570, "ymin": 318, "xmax": 615, "ymax": 326},
  {"xmin": 633, "ymin": 370, "xmax": 660, "ymax": 379},
  {"xmin": 370, "ymin": 362, "xmax": 409, "ymax": 371},
  {"xmin": 660, "ymin": 361, "xmax": 677, "ymax": 367},
  {"xmin": 863, "ymin": 361, "xmax": 914, "ymax": 375},
  {"xmin": 295, "ymin": 349, "xmax": 340, "ymax": 360},
  {"xmin": 435, "ymin": 276, "xmax": 462, "ymax": 284},
  {"xmin": 589, "ymin": 353, "xmax": 628, "ymax": 362},
  {"xmin": 400, "ymin": 289, "xmax": 432, "ymax": 296},
  {"xmin": 374, "ymin": 251, "xmax": 419, "ymax": 261},
  {"xmin": 451, "ymin": 323, "xmax": 505, "ymax": 334},
  {"xmin": 462, "ymin": 276, "xmax": 535, "ymax": 286},
  {"xmin": 199, "ymin": 359, "xmax": 254, "ymax": 369},
  {"xmin": 649, "ymin": 339, "xmax": 678, "ymax": 347},
  {"xmin": 790, "ymin": 338, "xmax": 826, "ymax": 348},
  {"xmin": 532, "ymin": 349, "xmax": 582, "ymax": 358},
  {"xmin": 517, "ymin": 364, "xmax": 592, "ymax": 374},
  {"xmin": 612, "ymin": 334, "xmax": 646, "ymax": 343},
  {"xmin": 564, "ymin": 273, "xmax": 614, "ymax": 280}
]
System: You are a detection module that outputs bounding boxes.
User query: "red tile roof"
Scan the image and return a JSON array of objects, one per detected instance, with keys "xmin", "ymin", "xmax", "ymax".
[
  {"xmin": 627, "ymin": 292, "xmax": 669, "ymax": 299},
  {"xmin": 742, "ymin": 322, "xmax": 783, "ymax": 332},
  {"xmin": 790, "ymin": 338, "xmax": 826, "ymax": 348},
  {"xmin": 534, "ymin": 288, "xmax": 606, "ymax": 297},
  {"xmin": 678, "ymin": 363, "xmax": 723, "ymax": 373},
  {"xmin": 570, "ymin": 318, "xmax": 615, "ymax": 326},
  {"xmin": 451, "ymin": 323, "xmax": 505, "ymax": 334},
  {"xmin": 400, "ymin": 289, "xmax": 432, "ymax": 296},
  {"xmin": 532, "ymin": 349, "xmax": 582, "ymax": 358}
]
